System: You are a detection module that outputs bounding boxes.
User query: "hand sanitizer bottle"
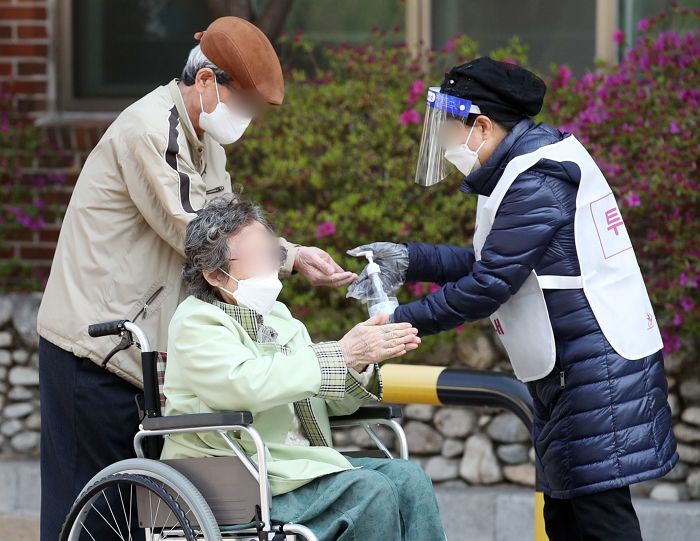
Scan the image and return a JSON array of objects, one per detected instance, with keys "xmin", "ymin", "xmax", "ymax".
[{"xmin": 355, "ymin": 251, "xmax": 399, "ymax": 318}]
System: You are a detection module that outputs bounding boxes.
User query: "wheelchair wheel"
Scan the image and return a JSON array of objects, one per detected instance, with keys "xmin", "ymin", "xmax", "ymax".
[{"xmin": 60, "ymin": 458, "xmax": 223, "ymax": 541}]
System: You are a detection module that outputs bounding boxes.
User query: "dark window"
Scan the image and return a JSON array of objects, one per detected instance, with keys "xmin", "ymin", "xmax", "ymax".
[
  {"xmin": 431, "ymin": 0, "xmax": 596, "ymax": 74},
  {"xmin": 71, "ymin": 0, "xmax": 216, "ymax": 99}
]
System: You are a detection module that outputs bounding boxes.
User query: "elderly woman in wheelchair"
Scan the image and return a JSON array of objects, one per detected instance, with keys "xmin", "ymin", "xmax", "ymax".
[{"xmin": 157, "ymin": 196, "xmax": 446, "ymax": 540}]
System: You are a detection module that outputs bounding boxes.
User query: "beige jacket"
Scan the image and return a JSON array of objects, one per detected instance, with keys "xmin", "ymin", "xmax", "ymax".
[{"xmin": 37, "ymin": 79, "xmax": 299, "ymax": 388}]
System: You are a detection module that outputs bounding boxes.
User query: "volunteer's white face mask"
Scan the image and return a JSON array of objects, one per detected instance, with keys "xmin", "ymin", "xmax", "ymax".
[
  {"xmin": 218, "ymin": 268, "xmax": 282, "ymax": 315},
  {"xmin": 444, "ymin": 123, "xmax": 487, "ymax": 176},
  {"xmin": 199, "ymin": 82, "xmax": 252, "ymax": 145}
]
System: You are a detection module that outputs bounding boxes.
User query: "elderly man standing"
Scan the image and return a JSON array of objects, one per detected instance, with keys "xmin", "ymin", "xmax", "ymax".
[{"xmin": 36, "ymin": 17, "xmax": 355, "ymax": 541}]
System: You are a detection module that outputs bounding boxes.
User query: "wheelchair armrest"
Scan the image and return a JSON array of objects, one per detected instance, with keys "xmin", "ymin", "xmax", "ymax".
[
  {"xmin": 329, "ymin": 405, "xmax": 402, "ymax": 425},
  {"xmin": 141, "ymin": 411, "xmax": 254, "ymax": 431}
]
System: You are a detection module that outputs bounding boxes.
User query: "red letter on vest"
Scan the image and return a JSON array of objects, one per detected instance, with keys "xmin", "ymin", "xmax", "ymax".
[
  {"xmin": 493, "ymin": 318, "xmax": 505, "ymax": 335},
  {"xmin": 605, "ymin": 208, "xmax": 624, "ymax": 236}
]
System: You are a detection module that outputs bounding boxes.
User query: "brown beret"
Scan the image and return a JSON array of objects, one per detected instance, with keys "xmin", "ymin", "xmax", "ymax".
[{"xmin": 194, "ymin": 16, "xmax": 284, "ymax": 105}]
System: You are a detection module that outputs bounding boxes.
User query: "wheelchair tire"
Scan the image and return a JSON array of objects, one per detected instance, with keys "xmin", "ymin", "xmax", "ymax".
[{"xmin": 60, "ymin": 458, "xmax": 223, "ymax": 541}]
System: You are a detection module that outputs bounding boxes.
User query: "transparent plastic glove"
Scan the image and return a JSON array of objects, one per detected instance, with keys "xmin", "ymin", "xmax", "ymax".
[{"xmin": 346, "ymin": 242, "xmax": 409, "ymax": 301}]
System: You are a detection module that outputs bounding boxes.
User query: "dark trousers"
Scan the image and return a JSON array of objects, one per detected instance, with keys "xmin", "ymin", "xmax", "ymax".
[
  {"xmin": 39, "ymin": 337, "xmax": 144, "ymax": 541},
  {"xmin": 544, "ymin": 486, "xmax": 643, "ymax": 541}
]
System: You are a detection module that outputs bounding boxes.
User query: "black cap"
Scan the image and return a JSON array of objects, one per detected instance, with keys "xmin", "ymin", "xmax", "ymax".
[{"xmin": 440, "ymin": 57, "xmax": 547, "ymax": 122}]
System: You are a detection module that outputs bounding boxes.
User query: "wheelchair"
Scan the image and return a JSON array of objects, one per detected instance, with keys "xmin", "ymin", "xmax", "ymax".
[{"xmin": 60, "ymin": 320, "xmax": 409, "ymax": 541}]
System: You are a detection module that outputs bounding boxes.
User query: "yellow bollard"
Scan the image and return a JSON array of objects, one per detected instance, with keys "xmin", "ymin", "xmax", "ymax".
[{"xmin": 534, "ymin": 491, "xmax": 548, "ymax": 540}]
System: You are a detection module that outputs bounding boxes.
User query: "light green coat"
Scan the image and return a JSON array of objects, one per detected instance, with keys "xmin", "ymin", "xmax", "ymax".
[{"xmin": 160, "ymin": 295, "xmax": 382, "ymax": 496}]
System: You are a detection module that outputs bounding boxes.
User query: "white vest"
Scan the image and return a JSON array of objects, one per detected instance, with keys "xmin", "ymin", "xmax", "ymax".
[{"xmin": 473, "ymin": 135, "xmax": 663, "ymax": 382}]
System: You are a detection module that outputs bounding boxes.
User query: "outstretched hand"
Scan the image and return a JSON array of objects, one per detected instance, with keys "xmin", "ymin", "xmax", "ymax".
[{"xmin": 295, "ymin": 246, "xmax": 357, "ymax": 287}]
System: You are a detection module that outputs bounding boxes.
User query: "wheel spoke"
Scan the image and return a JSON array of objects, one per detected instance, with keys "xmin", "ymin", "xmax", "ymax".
[
  {"xmin": 153, "ymin": 489, "xmax": 163, "ymax": 529},
  {"xmin": 102, "ymin": 488, "xmax": 125, "ymax": 540},
  {"xmin": 128, "ymin": 484, "xmax": 134, "ymax": 541},
  {"xmin": 149, "ymin": 487, "xmax": 154, "ymax": 529},
  {"xmin": 117, "ymin": 484, "xmax": 134, "ymax": 541},
  {"xmin": 90, "ymin": 502, "xmax": 126, "ymax": 540},
  {"xmin": 78, "ymin": 520, "xmax": 98, "ymax": 541}
]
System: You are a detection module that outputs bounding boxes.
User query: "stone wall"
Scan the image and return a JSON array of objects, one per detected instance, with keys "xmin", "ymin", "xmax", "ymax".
[
  {"xmin": 1, "ymin": 293, "xmax": 699, "ymax": 501},
  {"xmin": 0, "ymin": 294, "xmax": 41, "ymax": 457}
]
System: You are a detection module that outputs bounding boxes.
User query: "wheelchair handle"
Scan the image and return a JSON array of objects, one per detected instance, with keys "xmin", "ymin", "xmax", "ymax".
[
  {"xmin": 88, "ymin": 320, "xmax": 127, "ymax": 338},
  {"xmin": 88, "ymin": 320, "xmax": 152, "ymax": 353}
]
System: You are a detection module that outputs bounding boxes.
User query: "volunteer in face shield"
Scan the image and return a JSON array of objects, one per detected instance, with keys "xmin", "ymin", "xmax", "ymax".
[
  {"xmin": 350, "ymin": 57, "xmax": 677, "ymax": 541},
  {"xmin": 37, "ymin": 17, "xmax": 355, "ymax": 541}
]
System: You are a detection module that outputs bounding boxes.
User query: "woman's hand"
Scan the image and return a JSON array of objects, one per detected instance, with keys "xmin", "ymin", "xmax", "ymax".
[{"xmin": 338, "ymin": 313, "xmax": 421, "ymax": 369}]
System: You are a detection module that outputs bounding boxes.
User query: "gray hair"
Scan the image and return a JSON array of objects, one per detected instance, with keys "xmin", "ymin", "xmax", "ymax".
[
  {"xmin": 183, "ymin": 196, "xmax": 272, "ymax": 302},
  {"xmin": 181, "ymin": 44, "xmax": 230, "ymax": 86}
]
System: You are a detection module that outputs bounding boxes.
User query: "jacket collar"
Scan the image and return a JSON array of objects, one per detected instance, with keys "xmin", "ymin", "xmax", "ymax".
[
  {"xmin": 167, "ymin": 79, "xmax": 205, "ymax": 155},
  {"xmin": 211, "ymin": 299, "xmax": 279, "ymax": 344},
  {"xmin": 460, "ymin": 118, "xmax": 536, "ymax": 196}
]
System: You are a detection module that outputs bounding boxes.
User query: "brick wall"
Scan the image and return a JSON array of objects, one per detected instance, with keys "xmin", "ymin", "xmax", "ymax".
[
  {"xmin": 1, "ymin": 0, "xmax": 111, "ymax": 288},
  {"xmin": 0, "ymin": 0, "xmax": 48, "ymax": 115}
]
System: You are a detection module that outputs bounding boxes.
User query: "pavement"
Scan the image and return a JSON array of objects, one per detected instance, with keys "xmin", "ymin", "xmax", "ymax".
[{"xmin": 1, "ymin": 459, "xmax": 698, "ymax": 541}]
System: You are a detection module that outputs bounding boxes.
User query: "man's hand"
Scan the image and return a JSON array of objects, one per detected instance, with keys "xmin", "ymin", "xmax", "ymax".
[{"xmin": 295, "ymin": 246, "xmax": 357, "ymax": 287}]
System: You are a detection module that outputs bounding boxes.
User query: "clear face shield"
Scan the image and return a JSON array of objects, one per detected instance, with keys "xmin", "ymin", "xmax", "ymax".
[{"xmin": 414, "ymin": 87, "xmax": 482, "ymax": 187}]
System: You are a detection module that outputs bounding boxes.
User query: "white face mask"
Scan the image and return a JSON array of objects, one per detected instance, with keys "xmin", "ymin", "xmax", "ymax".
[
  {"xmin": 199, "ymin": 82, "xmax": 252, "ymax": 145},
  {"xmin": 444, "ymin": 123, "xmax": 487, "ymax": 177},
  {"xmin": 218, "ymin": 268, "xmax": 282, "ymax": 315}
]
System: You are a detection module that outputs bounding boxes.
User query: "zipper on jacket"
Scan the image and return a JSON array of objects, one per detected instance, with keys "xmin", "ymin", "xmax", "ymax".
[
  {"xmin": 559, "ymin": 370, "xmax": 566, "ymax": 389},
  {"xmin": 206, "ymin": 185, "xmax": 224, "ymax": 195},
  {"xmin": 133, "ymin": 286, "xmax": 164, "ymax": 321}
]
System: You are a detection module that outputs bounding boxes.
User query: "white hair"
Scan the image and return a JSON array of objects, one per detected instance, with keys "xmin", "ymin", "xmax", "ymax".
[{"xmin": 180, "ymin": 44, "xmax": 230, "ymax": 86}]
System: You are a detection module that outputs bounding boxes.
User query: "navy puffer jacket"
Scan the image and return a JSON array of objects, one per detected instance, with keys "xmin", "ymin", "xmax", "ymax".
[{"xmin": 394, "ymin": 118, "xmax": 677, "ymax": 498}]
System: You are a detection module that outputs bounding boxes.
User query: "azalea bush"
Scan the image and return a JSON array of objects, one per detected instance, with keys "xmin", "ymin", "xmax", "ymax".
[
  {"xmin": 0, "ymin": 80, "xmax": 66, "ymax": 291},
  {"xmin": 542, "ymin": 5, "xmax": 700, "ymax": 357},
  {"xmin": 231, "ymin": 11, "xmax": 699, "ymax": 359}
]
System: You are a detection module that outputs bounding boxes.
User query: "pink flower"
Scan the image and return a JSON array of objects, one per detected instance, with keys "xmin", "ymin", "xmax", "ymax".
[
  {"xmin": 679, "ymin": 272, "xmax": 689, "ymax": 286},
  {"xmin": 410, "ymin": 79, "xmax": 425, "ymax": 96},
  {"xmin": 313, "ymin": 221, "xmax": 336, "ymax": 239},
  {"xmin": 637, "ymin": 18, "xmax": 651, "ymax": 32},
  {"xmin": 673, "ymin": 313, "xmax": 684, "ymax": 326},
  {"xmin": 662, "ymin": 332, "xmax": 682, "ymax": 354},
  {"xmin": 612, "ymin": 30, "xmax": 626, "ymax": 44},
  {"xmin": 406, "ymin": 79, "xmax": 425, "ymax": 105},
  {"xmin": 399, "ymin": 109, "xmax": 422, "ymax": 125},
  {"xmin": 429, "ymin": 283, "xmax": 441, "ymax": 293},
  {"xmin": 558, "ymin": 65, "xmax": 572, "ymax": 86},
  {"xmin": 443, "ymin": 37, "xmax": 458, "ymax": 53},
  {"xmin": 680, "ymin": 297, "xmax": 694, "ymax": 312},
  {"xmin": 669, "ymin": 120, "xmax": 681, "ymax": 134},
  {"xmin": 625, "ymin": 192, "xmax": 641, "ymax": 206},
  {"xmin": 406, "ymin": 282, "xmax": 425, "ymax": 297}
]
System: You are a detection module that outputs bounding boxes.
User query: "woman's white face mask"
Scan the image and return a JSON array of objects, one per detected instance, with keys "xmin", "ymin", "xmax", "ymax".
[
  {"xmin": 199, "ymin": 82, "xmax": 252, "ymax": 145},
  {"xmin": 218, "ymin": 268, "xmax": 282, "ymax": 315},
  {"xmin": 444, "ymin": 123, "xmax": 487, "ymax": 177}
]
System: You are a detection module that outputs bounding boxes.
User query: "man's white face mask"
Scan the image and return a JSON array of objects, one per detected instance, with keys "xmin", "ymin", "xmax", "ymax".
[
  {"xmin": 218, "ymin": 268, "xmax": 282, "ymax": 315},
  {"xmin": 199, "ymin": 82, "xmax": 252, "ymax": 145},
  {"xmin": 444, "ymin": 123, "xmax": 487, "ymax": 177}
]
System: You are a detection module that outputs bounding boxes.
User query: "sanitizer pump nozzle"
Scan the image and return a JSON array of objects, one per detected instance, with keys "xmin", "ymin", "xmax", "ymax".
[{"xmin": 353, "ymin": 250, "xmax": 398, "ymax": 318}]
